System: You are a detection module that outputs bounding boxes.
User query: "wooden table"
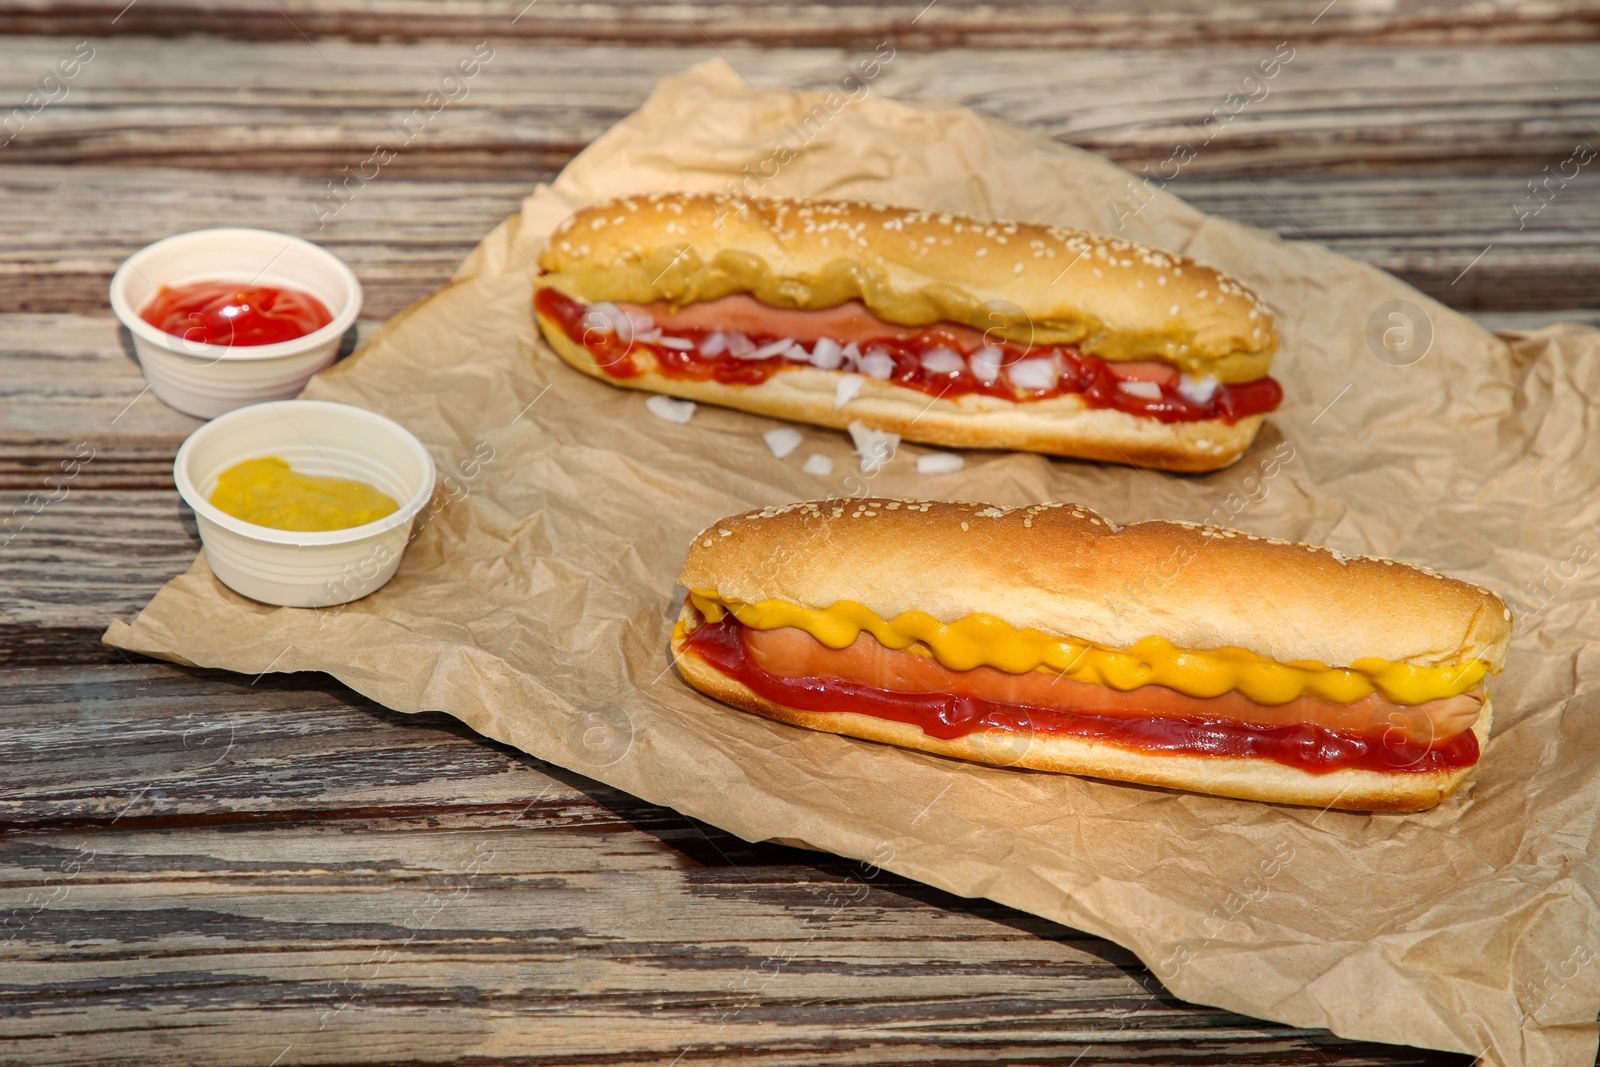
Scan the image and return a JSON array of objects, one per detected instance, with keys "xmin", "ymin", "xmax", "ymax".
[{"xmin": 3, "ymin": 4, "xmax": 1596, "ymax": 1063}]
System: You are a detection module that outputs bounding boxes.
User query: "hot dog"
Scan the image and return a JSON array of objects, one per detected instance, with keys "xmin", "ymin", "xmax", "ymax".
[
  {"xmin": 671, "ymin": 500, "xmax": 1512, "ymax": 811},
  {"xmin": 533, "ymin": 193, "xmax": 1283, "ymax": 472}
]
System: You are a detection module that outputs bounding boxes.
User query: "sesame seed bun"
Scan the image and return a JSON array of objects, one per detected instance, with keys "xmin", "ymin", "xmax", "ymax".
[
  {"xmin": 537, "ymin": 193, "xmax": 1278, "ymax": 380},
  {"xmin": 533, "ymin": 304, "xmax": 1264, "ymax": 472},
  {"xmin": 680, "ymin": 500, "xmax": 1512, "ymax": 673}
]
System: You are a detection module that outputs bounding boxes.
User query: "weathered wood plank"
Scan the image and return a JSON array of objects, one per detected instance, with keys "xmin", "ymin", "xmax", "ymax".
[
  {"xmin": 0, "ymin": 663, "xmax": 593, "ymax": 825},
  {"xmin": 0, "ymin": 786, "xmax": 1471, "ymax": 1067},
  {"xmin": 0, "ymin": 488, "xmax": 198, "ymax": 629},
  {"xmin": 3, "ymin": 161, "xmax": 1598, "ymax": 324},
  {"xmin": 0, "ymin": 167, "xmax": 529, "ymax": 316},
  {"xmin": 0, "ymin": 0, "xmax": 1594, "ymax": 48},
  {"xmin": 1, "ymin": 39, "xmax": 1594, "ymax": 180},
  {"xmin": 0, "ymin": 663, "xmax": 1467, "ymax": 1063}
]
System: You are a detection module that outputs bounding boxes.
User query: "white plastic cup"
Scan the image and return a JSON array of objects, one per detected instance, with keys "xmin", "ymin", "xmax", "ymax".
[
  {"xmin": 173, "ymin": 400, "xmax": 436, "ymax": 608},
  {"xmin": 110, "ymin": 228, "xmax": 363, "ymax": 419}
]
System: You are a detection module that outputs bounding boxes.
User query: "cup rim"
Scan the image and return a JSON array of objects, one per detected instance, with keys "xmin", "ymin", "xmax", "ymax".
[
  {"xmin": 173, "ymin": 399, "xmax": 437, "ymax": 547},
  {"xmin": 110, "ymin": 227, "xmax": 363, "ymax": 363}
]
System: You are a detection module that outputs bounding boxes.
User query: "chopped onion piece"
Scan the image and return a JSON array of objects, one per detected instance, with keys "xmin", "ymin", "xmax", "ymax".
[
  {"xmin": 970, "ymin": 344, "xmax": 1003, "ymax": 385},
  {"xmin": 859, "ymin": 349, "xmax": 895, "ymax": 380},
  {"xmin": 840, "ymin": 342, "xmax": 862, "ymax": 368},
  {"xmin": 848, "ymin": 419, "xmax": 899, "ymax": 474},
  {"xmin": 608, "ymin": 309, "xmax": 634, "ymax": 344},
  {"xmin": 763, "ymin": 427, "xmax": 803, "ymax": 459},
  {"xmin": 916, "ymin": 452, "xmax": 965, "ymax": 474},
  {"xmin": 1117, "ymin": 380, "xmax": 1164, "ymax": 400},
  {"xmin": 802, "ymin": 453, "xmax": 834, "ymax": 476},
  {"xmin": 645, "ymin": 395, "xmax": 695, "ymax": 424},
  {"xmin": 785, "ymin": 342, "xmax": 810, "ymax": 361},
  {"xmin": 810, "ymin": 336, "xmax": 844, "ymax": 370},
  {"xmin": 746, "ymin": 336, "xmax": 795, "ymax": 360},
  {"xmin": 656, "ymin": 336, "xmax": 695, "ymax": 351},
  {"xmin": 920, "ymin": 346, "xmax": 965, "ymax": 375},
  {"xmin": 624, "ymin": 309, "xmax": 655, "ymax": 334},
  {"xmin": 1177, "ymin": 373, "xmax": 1220, "ymax": 405},
  {"xmin": 1006, "ymin": 357, "xmax": 1060, "ymax": 391},
  {"xmin": 698, "ymin": 331, "xmax": 728, "ymax": 356},
  {"xmin": 725, "ymin": 331, "xmax": 755, "ymax": 357},
  {"xmin": 582, "ymin": 301, "xmax": 623, "ymax": 336},
  {"xmin": 834, "ymin": 375, "xmax": 865, "ymax": 408}
]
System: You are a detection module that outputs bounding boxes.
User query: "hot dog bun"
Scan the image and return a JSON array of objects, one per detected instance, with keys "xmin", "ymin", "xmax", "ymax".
[
  {"xmin": 681, "ymin": 500, "xmax": 1511, "ymax": 670},
  {"xmin": 534, "ymin": 193, "xmax": 1281, "ymax": 472},
  {"xmin": 672, "ymin": 499, "xmax": 1513, "ymax": 811},
  {"xmin": 539, "ymin": 193, "xmax": 1276, "ymax": 378}
]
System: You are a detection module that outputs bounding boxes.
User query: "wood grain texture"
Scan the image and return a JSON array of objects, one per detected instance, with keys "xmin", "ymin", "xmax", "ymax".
[
  {"xmin": 4, "ymin": 163, "xmax": 1598, "ymax": 320},
  {"xmin": 1, "ymin": 37, "xmax": 1596, "ymax": 312},
  {"xmin": 0, "ymin": 0, "xmax": 1595, "ymax": 48},
  {"xmin": 0, "ymin": 664, "xmax": 1473, "ymax": 1066},
  {"xmin": 3, "ymin": 39, "xmax": 1595, "ymax": 178},
  {"xmin": 0, "ymin": 18, "xmax": 1593, "ymax": 1065}
]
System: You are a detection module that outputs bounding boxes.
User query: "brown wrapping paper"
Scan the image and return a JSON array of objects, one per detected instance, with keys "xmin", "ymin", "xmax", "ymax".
[{"xmin": 105, "ymin": 61, "xmax": 1600, "ymax": 1065}]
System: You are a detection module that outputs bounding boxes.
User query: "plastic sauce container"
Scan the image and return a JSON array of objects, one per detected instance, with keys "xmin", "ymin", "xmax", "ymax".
[
  {"xmin": 174, "ymin": 400, "xmax": 436, "ymax": 608},
  {"xmin": 110, "ymin": 228, "xmax": 363, "ymax": 419}
]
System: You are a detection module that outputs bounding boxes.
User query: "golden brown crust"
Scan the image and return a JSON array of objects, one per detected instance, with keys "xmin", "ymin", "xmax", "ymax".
[
  {"xmin": 672, "ymin": 604, "xmax": 1492, "ymax": 812},
  {"xmin": 680, "ymin": 500, "xmax": 1513, "ymax": 671},
  {"xmin": 535, "ymin": 303, "xmax": 1263, "ymax": 472},
  {"xmin": 537, "ymin": 193, "xmax": 1278, "ymax": 380}
]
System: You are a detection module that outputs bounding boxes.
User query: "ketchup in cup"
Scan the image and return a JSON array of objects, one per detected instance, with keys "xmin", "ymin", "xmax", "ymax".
[{"xmin": 139, "ymin": 281, "xmax": 334, "ymax": 348}]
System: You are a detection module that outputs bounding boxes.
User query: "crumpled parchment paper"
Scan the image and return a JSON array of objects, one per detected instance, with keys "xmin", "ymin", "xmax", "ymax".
[{"xmin": 106, "ymin": 60, "xmax": 1600, "ymax": 1067}]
